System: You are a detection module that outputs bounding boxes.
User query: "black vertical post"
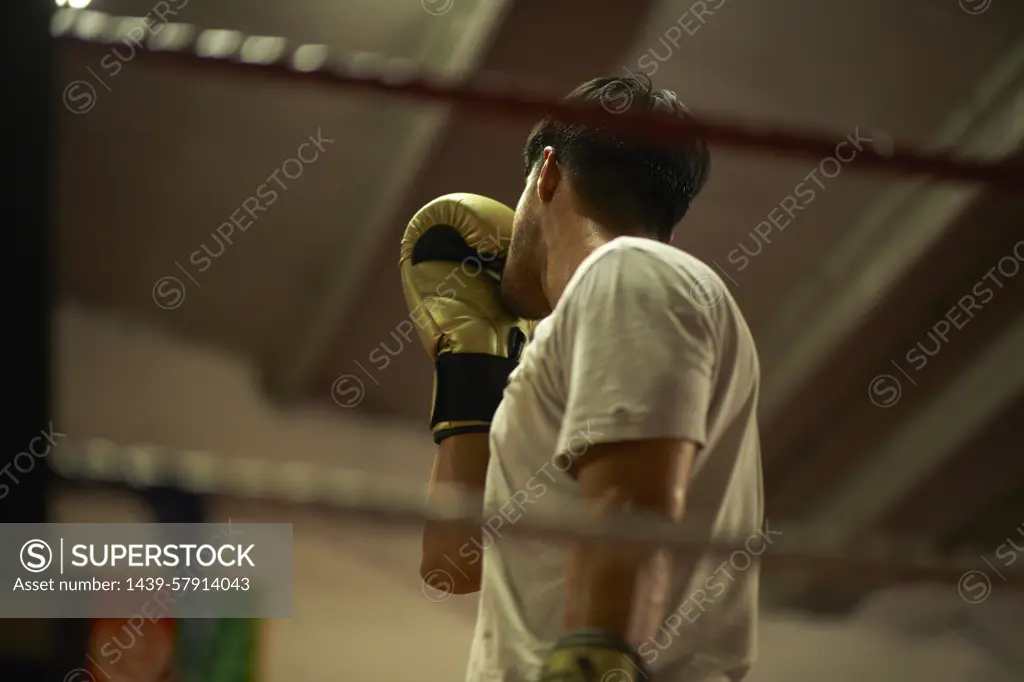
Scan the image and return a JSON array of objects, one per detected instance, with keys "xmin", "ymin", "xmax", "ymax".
[
  {"xmin": 2, "ymin": 0, "xmax": 52, "ymax": 523},
  {"xmin": 0, "ymin": 0, "xmax": 57, "ymax": 678}
]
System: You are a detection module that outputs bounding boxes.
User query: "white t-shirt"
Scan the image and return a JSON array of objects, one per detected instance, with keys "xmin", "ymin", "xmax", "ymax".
[{"xmin": 465, "ymin": 237, "xmax": 764, "ymax": 682}]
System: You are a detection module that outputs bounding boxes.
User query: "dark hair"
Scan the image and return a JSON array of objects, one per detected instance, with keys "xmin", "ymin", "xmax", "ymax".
[{"xmin": 523, "ymin": 75, "xmax": 710, "ymax": 242}]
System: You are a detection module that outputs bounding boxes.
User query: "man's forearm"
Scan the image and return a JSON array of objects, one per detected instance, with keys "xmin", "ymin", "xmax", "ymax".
[
  {"xmin": 564, "ymin": 439, "xmax": 696, "ymax": 642},
  {"xmin": 564, "ymin": 497, "xmax": 675, "ymax": 642},
  {"xmin": 421, "ymin": 432, "xmax": 491, "ymax": 593},
  {"xmin": 426, "ymin": 432, "xmax": 490, "ymax": 495}
]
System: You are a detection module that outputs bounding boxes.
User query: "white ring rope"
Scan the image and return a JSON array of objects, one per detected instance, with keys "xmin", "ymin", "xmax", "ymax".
[{"xmin": 48, "ymin": 442, "xmax": 1021, "ymax": 588}]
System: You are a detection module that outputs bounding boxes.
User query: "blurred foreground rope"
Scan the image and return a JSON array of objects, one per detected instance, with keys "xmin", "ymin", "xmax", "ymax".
[{"xmin": 50, "ymin": 440, "xmax": 1024, "ymax": 590}]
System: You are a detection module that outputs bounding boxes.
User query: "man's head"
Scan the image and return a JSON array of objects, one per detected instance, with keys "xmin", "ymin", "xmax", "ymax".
[{"xmin": 500, "ymin": 75, "xmax": 711, "ymax": 319}]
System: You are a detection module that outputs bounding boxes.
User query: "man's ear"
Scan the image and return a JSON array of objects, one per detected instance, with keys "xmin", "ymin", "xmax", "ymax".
[{"xmin": 537, "ymin": 146, "xmax": 561, "ymax": 203}]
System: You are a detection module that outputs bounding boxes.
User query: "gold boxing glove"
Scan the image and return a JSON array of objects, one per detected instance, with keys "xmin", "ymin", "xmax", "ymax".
[
  {"xmin": 399, "ymin": 193, "xmax": 532, "ymax": 443},
  {"xmin": 539, "ymin": 630, "xmax": 650, "ymax": 682}
]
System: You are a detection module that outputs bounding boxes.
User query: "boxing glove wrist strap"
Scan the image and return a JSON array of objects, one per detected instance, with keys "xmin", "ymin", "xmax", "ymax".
[{"xmin": 431, "ymin": 353, "xmax": 517, "ymax": 441}]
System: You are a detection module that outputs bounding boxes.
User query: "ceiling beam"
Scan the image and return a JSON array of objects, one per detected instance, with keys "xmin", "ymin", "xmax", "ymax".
[
  {"xmin": 766, "ymin": 314, "xmax": 1024, "ymax": 606},
  {"xmin": 759, "ymin": 183, "xmax": 1024, "ymax": 490},
  {"xmin": 264, "ymin": 0, "xmax": 663, "ymax": 405},
  {"xmin": 263, "ymin": 0, "xmax": 513, "ymax": 402},
  {"xmin": 807, "ymin": 315, "xmax": 1024, "ymax": 537},
  {"xmin": 871, "ymin": 394, "xmax": 1024, "ymax": 540},
  {"xmin": 758, "ymin": 37, "xmax": 1024, "ymax": 423},
  {"xmin": 765, "ymin": 229, "xmax": 1024, "ymax": 516}
]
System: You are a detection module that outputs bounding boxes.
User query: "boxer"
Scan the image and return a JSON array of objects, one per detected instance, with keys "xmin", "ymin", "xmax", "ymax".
[{"xmin": 401, "ymin": 75, "xmax": 762, "ymax": 682}]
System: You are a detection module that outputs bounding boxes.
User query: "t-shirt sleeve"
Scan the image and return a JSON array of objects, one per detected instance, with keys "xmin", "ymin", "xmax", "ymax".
[{"xmin": 554, "ymin": 247, "xmax": 717, "ymax": 458}]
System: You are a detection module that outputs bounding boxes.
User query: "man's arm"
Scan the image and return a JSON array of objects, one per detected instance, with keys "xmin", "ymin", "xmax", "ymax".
[
  {"xmin": 398, "ymin": 194, "xmax": 531, "ymax": 596},
  {"xmin": 420, "ymin": 433, "xmax": 490, "ymax": 594},
  {"xmin": 565, "ymin": 438, "xmax": 697, "ymax": 638},
  {"xmin": 539, "ymin": 247, "xmax": 718, "ymax": 681}
]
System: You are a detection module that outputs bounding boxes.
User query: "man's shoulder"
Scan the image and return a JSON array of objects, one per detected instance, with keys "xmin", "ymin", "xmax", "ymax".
[
  {"xmin": 588, "ymin": 235, "xmax": 711, "ymax": 272},
  {"xmin": 580, "ymin": 237, "xmax": 725, "ymax": 305}
]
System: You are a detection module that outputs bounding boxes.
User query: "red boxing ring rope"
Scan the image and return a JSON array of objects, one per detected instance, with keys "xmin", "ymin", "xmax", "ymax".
[{"xmin": 53, "ymin": 11, "xmax": 1024, "ymax": 190}]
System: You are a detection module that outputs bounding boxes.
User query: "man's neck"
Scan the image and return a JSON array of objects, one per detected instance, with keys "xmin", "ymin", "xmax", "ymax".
[{"xmin": 541, "ymin": 218, "xmax": 617, "ymax": 308}]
